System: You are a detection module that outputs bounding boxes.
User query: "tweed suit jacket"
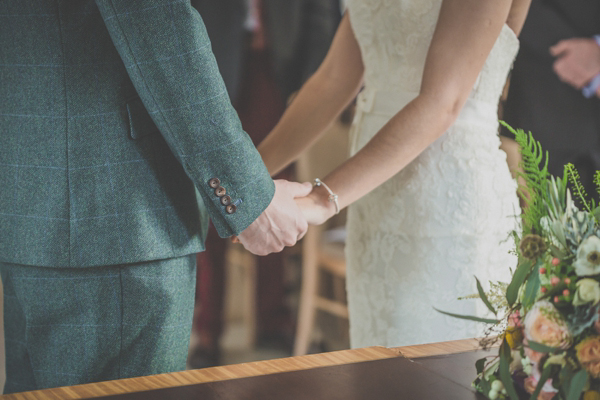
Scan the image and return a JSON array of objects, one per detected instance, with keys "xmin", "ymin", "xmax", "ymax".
[{"xmin": 0, "ymin": 0, "xmax": 275, "ymax": 268}]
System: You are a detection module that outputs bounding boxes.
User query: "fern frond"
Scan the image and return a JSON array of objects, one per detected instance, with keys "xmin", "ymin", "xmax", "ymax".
[
  {"xmin": 500, "ymin": 121, "xmax": 549, "ymax": 234},
  {"xmin": 595, "ymin": 171, "xmax": 600, "ymax": 198},
  {"xmin": 565, "ymin": 163, "xmax": 592, "ymax": 213}
]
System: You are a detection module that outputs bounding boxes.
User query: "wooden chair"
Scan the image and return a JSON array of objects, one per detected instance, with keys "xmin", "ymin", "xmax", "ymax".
[{"xmin": 293, "ymin": 112, "xmax": 351, "ymax": 356}]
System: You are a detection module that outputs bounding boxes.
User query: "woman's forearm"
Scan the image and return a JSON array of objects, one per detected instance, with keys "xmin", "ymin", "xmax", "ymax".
[
  {"xmin": 258, "ymin": 71, "xmax": 361, "ymax": 176},
  {"xmin": 258, "ymin": 14, "xmax": 364, "ymax": 176},
  {"xmin": 316, "ymin": 94, "xmax": 457, "ymax": 211}
]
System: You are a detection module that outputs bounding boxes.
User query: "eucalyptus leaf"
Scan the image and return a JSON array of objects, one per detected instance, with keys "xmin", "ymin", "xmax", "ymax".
[
  {"xmin": 593, "ymin": 205, "xmax": 600, "ymax": 221},
  {"xmin": 476, "ymin": 276, "xmax": 496, "ymax": 315},
  {"xmin": 507, "ymin": 260, "xmax": 533, "ymax": 306},
  {"xmin": 529, "ymin": 365, "xmax": 553, "ymax": 400},
  {"xmin": 483, "ymin": 358, "xmax": 500, "ymax": 382},
  {"xmin": 499, "ymin": 340, "xmax": 519, "ymax": 400},
  {"xmin": 433, "ymin": 308, "xmax": 500, "ymax": 324},
  {"xmin": 566, "ymin": 369, "xmax": 587, "ymax": 400},
  {"xmin": 477, "ymin": 376, "xmax": 491, "ymax": 397},
  {"xmin": 526, "ymin": 340, "xmax": 560, "ymax": 354},
  {"xmin": 475, "ymin": 357, "xmax": 486, "ymax": 375},
  {"xmin": 522, "ymin": 261, "xmax": 541, "ymax": 309}
]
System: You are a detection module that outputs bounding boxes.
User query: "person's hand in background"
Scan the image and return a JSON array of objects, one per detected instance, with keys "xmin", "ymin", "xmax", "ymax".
[{"xmin": 551, "ymin": 37, "xmax": 600, "ymax": 89}]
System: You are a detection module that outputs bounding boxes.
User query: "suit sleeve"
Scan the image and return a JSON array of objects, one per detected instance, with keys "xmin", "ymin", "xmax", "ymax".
[{"xmin": 95, "ymin": 0, "xmax": 274, "ymax": 238}]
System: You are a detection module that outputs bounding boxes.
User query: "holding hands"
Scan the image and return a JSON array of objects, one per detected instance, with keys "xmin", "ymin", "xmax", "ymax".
[
  {"xmin": 295, "ymin": 181, "xmax": 338, "ymax": 226},
  {"xmin": 237, "ymin": 180, "xmax": 311, "ymax": 256},
  {"xmin": 236, "ymin": 179, "xmax": 338, "ymax": 256}
]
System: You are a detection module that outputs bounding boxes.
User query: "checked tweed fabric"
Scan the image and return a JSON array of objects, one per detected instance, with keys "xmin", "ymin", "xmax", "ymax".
[
  {"xmin": 0, "ymin": 0, "xmax": 275, "ymax": 268},
  {"xmin": 1, "ymin": 256, "xmax": 197, "ymax": 393}
]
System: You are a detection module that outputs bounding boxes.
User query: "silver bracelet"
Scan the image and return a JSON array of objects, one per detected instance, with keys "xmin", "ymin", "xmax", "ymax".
[{"xmin": 314, "ymin": 178, "xmax": 340, "ymax": 215}]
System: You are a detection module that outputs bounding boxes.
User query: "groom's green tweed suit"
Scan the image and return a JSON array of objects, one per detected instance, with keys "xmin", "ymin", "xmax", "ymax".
[
  {"xmin": 0, "ymin": 0, "xmax": 276, "ymax": 392},
  {"xmin": 0, "ymin": 0, "xmax": 275, "ymax": 268}
]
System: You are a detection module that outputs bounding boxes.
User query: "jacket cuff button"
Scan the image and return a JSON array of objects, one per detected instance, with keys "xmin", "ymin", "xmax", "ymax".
[
  {"xmin": 208, "ymin": 178, "xmax": 221, "ymax": 188},
  {"xmin": 226, "ymin": 204, "xmax": 237, "ymax": 214},
  {"xmin": 221, "ymin": 195, "xmax": 232, "ymax": 206},
  {"xmin": 215, "ymin": 186, "xmax": 226, "ymax": 197}
]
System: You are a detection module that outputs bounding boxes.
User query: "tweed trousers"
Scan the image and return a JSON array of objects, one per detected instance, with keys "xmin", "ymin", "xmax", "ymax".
[{"xmin": 1, "ymin": 255, "xmax": 196, "ymax": 394}]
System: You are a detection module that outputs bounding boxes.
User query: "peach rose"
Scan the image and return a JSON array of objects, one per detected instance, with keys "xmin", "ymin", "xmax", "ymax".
[
  {"xmin": 524, "ymin": 301, "xmax": 572, "ymax": 348},
  {"xmin": 577, "ymin": 336, "xmax": 600, "ymax": 378}
]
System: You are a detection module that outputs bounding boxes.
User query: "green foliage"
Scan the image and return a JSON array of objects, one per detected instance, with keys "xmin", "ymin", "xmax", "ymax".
[
  {"xmin": 433, "ymin": 308, "xmax": 500, "ymax": 324},
  {"xmin": 545, "ymin": 174, "xmax": 569, "ymax": 222},
  {"xmin": 500, "ymin": 121, "xmax": 549, "ymax": 234},
  {"xmin": 499, "ymin": 340, "xmax": 519, "ymax": 400},
  {"xmin": 522, "ymin": 261, "xmax": 540, "ymax": 309},
  {"xmin": 506, "ymin": 260, "xmax": 532, "ymax": 307},
  {"xmin": 566, "ymin": 369, "xmax": 588, "ymax": 400},
  {"xmin": 526, "ymin": 340, "xmax": 560, "ymax": 354},
  {"xmin": 476, "ymin": 276, "xmax": 497, "ymax": 315},
  {"xmin": 565, "ymin": 163, "xmax": 595, "ymax": 213},
  {"xmin": 595, "ymin": 170, "xmax": 600, "ymax": 198}
]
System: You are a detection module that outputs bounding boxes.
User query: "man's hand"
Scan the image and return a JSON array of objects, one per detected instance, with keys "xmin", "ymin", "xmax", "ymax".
[
  {"xmin": 551, "ymin": 38, "xmax": 600, "ymax": 89},
  {"xmin": 236, "ymin": 180, "xmax": 312, "ymax": 256}
]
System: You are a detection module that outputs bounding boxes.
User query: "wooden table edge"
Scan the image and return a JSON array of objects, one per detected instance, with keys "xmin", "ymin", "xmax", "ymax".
[
  {"xmin": 3, "ymin": 338, "xmax": 491, "ymax": 399},
  {"xmin": 2, "ymin": 346, "xmax": 399, "ymax": 400},
  {"xmin": 393, "ymin": 338, "xmax": 485, "ymax": 359}
]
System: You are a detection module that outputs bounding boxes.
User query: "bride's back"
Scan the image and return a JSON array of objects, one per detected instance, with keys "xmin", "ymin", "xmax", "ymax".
[{"xmin": 345, "ymin": 0, "xmax": 525, "ymax": 106}]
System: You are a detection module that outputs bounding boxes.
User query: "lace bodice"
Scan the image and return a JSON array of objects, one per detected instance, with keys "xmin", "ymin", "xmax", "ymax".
[{"xmin": 346, "ymin": 0, "xmax": 519, "ymax": 105}]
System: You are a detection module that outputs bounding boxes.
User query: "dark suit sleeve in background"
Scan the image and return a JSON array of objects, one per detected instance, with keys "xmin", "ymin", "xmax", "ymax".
[
  {"xmin": 95, "ymin": 0, "xmax": 274, "ymax": 238},
  {"xmin": 518, "ymin": 0, "xmax": 579, "ymax": 58}
]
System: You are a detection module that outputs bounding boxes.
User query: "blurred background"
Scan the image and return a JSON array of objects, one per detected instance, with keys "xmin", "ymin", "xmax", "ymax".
[{"xmin": 2, "ymin": 0, "xmax": 600, "ymax": 392}]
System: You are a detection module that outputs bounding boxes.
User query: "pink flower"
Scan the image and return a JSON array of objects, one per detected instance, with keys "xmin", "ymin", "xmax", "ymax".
[
  {"xmin": 523, "ymin": 301, "xmax": 572, "ymax": 349},
  {"xmin": 508, "ymin": 311, "xmax": 522, "ymax": 328},
  {"xmin": 524, "ymin": 377, "xmax": 557, "ymax": 400},
  {"xmin": 524, "ymin": 367, "xmax": 558, "ymax": 399}
]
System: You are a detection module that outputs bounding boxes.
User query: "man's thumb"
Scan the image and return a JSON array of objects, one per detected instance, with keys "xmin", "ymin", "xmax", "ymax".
[{"xmin": 290, "ymin": 181, "xmax": 313, "ymax": 198}]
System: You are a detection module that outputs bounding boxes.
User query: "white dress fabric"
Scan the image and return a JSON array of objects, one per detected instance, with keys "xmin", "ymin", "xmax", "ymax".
[{"xmin": 344, "ymin": 0, "xmax": 521, "ymax": 348}]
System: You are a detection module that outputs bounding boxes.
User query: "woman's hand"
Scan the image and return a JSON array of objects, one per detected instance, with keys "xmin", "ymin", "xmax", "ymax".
[{"xmin": 295, "ymin": 185, "xmax": 338, "ymax": 226}]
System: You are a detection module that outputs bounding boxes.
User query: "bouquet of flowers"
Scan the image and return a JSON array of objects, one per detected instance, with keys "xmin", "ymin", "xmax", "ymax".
[{"xmin": 440, "ymin": 123, "xmax": 600, "ymax": 400}]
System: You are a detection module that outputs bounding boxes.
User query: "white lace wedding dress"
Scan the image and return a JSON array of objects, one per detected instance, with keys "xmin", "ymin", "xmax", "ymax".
[{"xmin": 344, "ymin": 0, "xmax": 521, "ymax": 348}]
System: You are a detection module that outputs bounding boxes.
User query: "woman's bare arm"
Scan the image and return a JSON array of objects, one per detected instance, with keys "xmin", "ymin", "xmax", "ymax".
[
  {"xmin": 301, "ymin": 0, "xmax": 530, "ymax": 223},
  {"xmin": 257, "ymin": 14, "xmax": 364, "ymax": 176}
]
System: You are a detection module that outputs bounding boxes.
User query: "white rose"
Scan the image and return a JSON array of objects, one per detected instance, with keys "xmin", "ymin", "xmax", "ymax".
[
  {"xmin": 574, "ymin": 236, "xmax": 600, "ymax": 276},
  {"xmin": 573, "ymin": 278, "xmax": 600, "ymax": 306}
]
